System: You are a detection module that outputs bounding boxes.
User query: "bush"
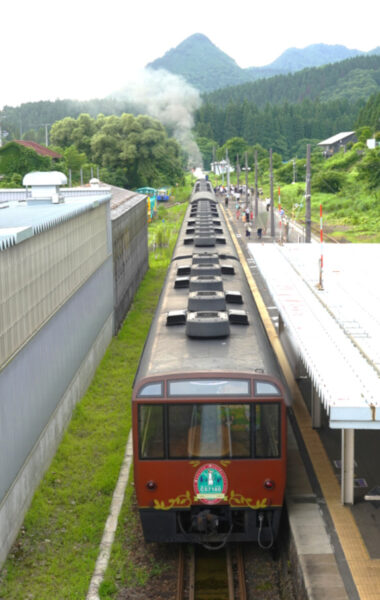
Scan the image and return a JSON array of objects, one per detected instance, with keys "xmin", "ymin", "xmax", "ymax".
[
  {"xmin": 357, "ymin": 148, "xmax": 380, "ymax": 189},
  {"xmin": 312, "ymin": 170, "xmax": 346, "ymax": 193},
  {"xmin": 327, "ymin": 148, "xmax": 361, "ymax": 171}
]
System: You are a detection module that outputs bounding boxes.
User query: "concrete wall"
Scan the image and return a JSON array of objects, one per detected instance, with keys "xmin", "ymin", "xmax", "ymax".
[{"xmin": 112, "ymin": 197, "xmax": 148, "ymax": 332}]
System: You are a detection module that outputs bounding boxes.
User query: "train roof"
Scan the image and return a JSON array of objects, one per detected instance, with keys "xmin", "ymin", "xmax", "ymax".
[{"xmin": 134, "ymin": 188, "xmax": 283, "ymax": 388}]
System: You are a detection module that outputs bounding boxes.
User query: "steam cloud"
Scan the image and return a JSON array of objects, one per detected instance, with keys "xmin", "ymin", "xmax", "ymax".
[{"xmin": 117, "ymin": 68, "xmax": 203, "ymax": 168}]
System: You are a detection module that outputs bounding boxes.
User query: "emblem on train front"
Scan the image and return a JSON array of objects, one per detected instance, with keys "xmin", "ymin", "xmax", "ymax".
[{"xmin": 193, "ymin": 463, "xmax": 228, "ymax": 505}]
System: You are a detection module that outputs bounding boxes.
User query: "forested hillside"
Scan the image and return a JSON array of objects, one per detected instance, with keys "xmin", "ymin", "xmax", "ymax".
[
  {"xmin": 193, "ymin": 56, "xmax": 380, "ymax": 160},
  {"xmin": 0, "ymin": 98, "xmax": 136, "ymax": 144},
  {"xmin": 195, "ymin": 97, "xmax": 365, "ymax": 159},
  {"xmin": 204, "ymin": 55, "xmax": 380, "ymax": 107}
]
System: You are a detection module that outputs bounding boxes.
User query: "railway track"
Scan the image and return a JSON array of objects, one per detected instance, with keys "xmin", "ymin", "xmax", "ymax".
[{"xmin": 176, "ymin": 544, "xmax": 246, "ymax": 600}]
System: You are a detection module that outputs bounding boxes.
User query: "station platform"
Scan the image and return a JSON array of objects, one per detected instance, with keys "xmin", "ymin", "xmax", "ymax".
[{"xmin": 220, "ymin": 197, "xmax": 380, "ymax": 599}]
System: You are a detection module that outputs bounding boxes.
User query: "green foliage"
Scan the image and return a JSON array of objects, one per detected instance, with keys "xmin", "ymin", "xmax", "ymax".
[
  {"xmin": 356, "ymin": 91, "xmax": 380, "ymax": 130},
  {"xmin": 0, "ymin": 173, "xmax": 23, "ymax": 188},
  {"xmin": 219, "ymin": 137, "xmax": 248, "ymax": 164},
  {"xmin": 275, "ymin": 159, "xmax": 307, "ymax": 184},
  {"xmin": 196, "ymin": 137, "xmax": 218, "ymax": 170},
  {"xmin": 312, "ymin": 169, "xmax": 346, "ymax": 193},
  {"xmin": 0, "ymin": 98, "xmax": 137, "ymax": 142},
  {"xmin": 204, "ymin": 55, "xmax": 380, "ymax": 108},
  {"xmin": 0, "ymin": 142, "xmax": 52, "ymax": 178},
  {"xmin": 50, "ymin": 113, "xmax": 184, "ymax": 189},
  {"xmin": 356, "ymin": 125, "xmax": 373, "ymax": 143},
  {"xmin": 357, "ymin": 148, "xmax": 380, "ymax": 188},
  {"xmin": 63, "ymin": 145, "xmax": 87, "ymax": 172},
  {"xmin": 325, "ymin": 148, "xmax": 362, "ymax": 170},
  {"xmin": 195, "ymin": 97, "xmax": 364, "ymax": 160}
]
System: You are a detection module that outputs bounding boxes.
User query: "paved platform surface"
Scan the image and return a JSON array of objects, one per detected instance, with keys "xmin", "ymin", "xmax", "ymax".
[{"xmin": 220, "ymin": 196, "xmax": 380, "ymax": 599}]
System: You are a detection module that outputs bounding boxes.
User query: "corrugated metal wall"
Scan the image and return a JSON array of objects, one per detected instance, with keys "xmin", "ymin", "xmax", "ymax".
[
  {"xmin": 0, "ymin": 259, "xmax": 113, "ymax": 502},
  {"xmin": 0, "ymin": 202, "xmax": 113, "ymax": 504},
  {"xmin": 112, "ymin": 198, "xmax": 148, "ymax": 332},
  {"xmin": 0, "ymin": 204, "xmax": 109, "ymax": 369}
]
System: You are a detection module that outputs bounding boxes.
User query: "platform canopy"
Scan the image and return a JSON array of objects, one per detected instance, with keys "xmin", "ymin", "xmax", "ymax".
[{"xmin": 248, "ymin": 244, "xmax": 380, "ymax": 429}]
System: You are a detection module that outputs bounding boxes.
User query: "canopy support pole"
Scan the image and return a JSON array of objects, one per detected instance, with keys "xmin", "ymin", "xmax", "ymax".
[
  {"xmin": 311, "ymin": 385, "xmax": 321, "ymax": 429},
  {"xmin": 341, "ymin": 429, "xmax": 355, "ymax": 504}
]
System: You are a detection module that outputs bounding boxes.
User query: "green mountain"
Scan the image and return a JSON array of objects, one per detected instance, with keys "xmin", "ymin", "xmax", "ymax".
[
  {"xmin": 146, "ymin": 33, "xmax": 253, "ymax": 92},
  {"xmin": 147, "ymin": 34, "xmax": 380, "ymax": 93},
  {"xmin": 265, "ymin": 43, "xmax": 362, "ymax": 71},
  {"xmin": 204, "ymin": 55, "xmax": 380, "ymax": 108}
]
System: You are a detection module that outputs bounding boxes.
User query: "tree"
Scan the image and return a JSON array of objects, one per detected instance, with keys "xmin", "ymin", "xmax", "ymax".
[
  {"xmin": 196, "ymin": 137, "xmax": 218, "ymax": 170},
  {"xmin": 219, "ymin": 137, "xmax": 248, "ymax": 164},
  {"xmin": 50, "ymin": 117, "xmax": 77, "ymax": 148},
  {"xmin": 63, "ymin": 146, "xmax": 87, "ymax": 173},
  {"xmin": 357, "ymin": 148, "xmax": 380, "ymax": 189},
  {"xmin": 90, "ymin": 113, "xmax": 183, "ymax": 188}
]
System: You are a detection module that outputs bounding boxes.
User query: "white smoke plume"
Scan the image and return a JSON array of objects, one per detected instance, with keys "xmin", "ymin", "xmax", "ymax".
[{"xmin": 116, "ymin": 68, "xmax": 203, "ymax": 168}]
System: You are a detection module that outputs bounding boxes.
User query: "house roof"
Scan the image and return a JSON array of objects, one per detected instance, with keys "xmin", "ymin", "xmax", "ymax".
[
  {"xmin": 13, "ymin": 140, "xmax": 62, "ymax": 159},
  {"xmin": 318, "ymin": 132, "xmax": 355, "ymax": 146}
]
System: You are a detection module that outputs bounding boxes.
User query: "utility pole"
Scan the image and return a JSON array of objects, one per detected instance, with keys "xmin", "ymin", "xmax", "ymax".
[
  {"xmin": 45, "ymin": 124, "xmax": 49, "ymax": 147},
  {"xmin": 305, "ymin": 144, "xmax": 311, "ymax": 243},
  {"xmin": 254, "ymin": 150, "xmax": 258, "ymax": 218},
  {"xmin": 236, "ymin": 154, "xmax": 240, "ymax": 188},
  {"xmin": 226, "ymin": 149, "xmax": 230, "ymax": 194},
  {"xmin": 244, "ymin": 151, "xmax": 249, "ymax": 208},
  {"xmin": 270, "ymin": 149, "xmax": 275, "ymax": 238}
]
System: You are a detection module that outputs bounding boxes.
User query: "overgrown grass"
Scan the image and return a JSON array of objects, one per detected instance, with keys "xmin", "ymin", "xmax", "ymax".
[
  {"xmin": 259, "ymin": 150, "xmax": 380, "ymax": 242},
  {"xmin": 0, "ymin": 200, "xmax": 187, "ymax": 599}
]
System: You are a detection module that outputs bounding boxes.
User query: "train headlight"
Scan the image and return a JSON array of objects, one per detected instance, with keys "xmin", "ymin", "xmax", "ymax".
[
  {"xmin": 264, "ymin": 479, "xmax": 275, "ymax": 490},
  {"xmin": 146, "ymin": 480, "xmax": 157, "ymax": 490}
]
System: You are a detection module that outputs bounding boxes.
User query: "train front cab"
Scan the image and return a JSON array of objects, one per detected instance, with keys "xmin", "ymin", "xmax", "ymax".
[{"xmin": 133, "ymin": 374, "xmax": 287, "ymax": 548}]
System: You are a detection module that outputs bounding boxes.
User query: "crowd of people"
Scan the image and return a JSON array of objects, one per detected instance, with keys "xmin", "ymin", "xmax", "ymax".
[{"xmin": 214, "ymin": 184, "xmax": 266, "ymax": 241}]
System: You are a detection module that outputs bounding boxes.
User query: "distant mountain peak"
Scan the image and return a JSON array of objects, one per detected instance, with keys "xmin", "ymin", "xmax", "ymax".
[
  {"xmin": 146, "ymin": 33, "xmax": 244, "ymax": 92},
  {"xmin": 145, "ymin": 34, "xmax": 380, "ymax": 93}
]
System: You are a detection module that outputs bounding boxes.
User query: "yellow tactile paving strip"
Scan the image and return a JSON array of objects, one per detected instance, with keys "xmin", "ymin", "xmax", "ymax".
[{"xmin": 222, "ymin": 207, "xmax": 380, "ymax": 599}]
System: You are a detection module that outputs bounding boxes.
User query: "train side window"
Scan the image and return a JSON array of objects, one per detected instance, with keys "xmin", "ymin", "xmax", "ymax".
[
  {"xmin": 138, "ymin": 405, "xmax": 164, "ymax": 459},
  {"xmin": 137, "ymin": 382, "xmax": 163, "ymax": 397},
  {"xmin": 168, "ymin": 404, "xmax": 250, "ymax": 458},
  {"xmin": 255, "ymin": 381, "xmax": 281, "ymax": 396},
  {"xmin": 254, "ymin": 403, "xmax": 280, "ymax": 458}
]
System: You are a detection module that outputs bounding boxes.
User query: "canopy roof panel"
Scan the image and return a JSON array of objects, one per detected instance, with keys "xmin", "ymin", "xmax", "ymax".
[{"xmin": 248, "ymin": 244, "xmax": 380, "ymax": 429}]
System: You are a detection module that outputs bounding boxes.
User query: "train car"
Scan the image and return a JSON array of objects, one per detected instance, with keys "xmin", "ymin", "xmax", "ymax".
[{"xmin": 132, "ymin": 179, "xmax": 289, "ymax": 549}]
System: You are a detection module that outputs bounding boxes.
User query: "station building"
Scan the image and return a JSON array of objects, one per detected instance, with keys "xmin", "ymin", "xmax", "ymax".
[{"xmin": 0, "ymin": 172, "xmax": 148, "ymax": 566}]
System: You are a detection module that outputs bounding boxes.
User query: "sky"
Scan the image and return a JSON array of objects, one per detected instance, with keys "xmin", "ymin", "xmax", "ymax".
[{"xmin": 1, "ymin": 0, "xmax": 379, "ymax": 110}]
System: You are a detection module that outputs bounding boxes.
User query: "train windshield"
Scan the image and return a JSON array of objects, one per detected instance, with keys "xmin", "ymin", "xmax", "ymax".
[
  {"xmin": 138, "ymin": 403, "xmax": 281, "ymax": 459},
  {"xmin": 168, "ymin": 379, "xmax": 250, "ymax": 396},
  {"xmin": 169, "ymin": 404, "xmax": 250, "ymax": 458}
]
